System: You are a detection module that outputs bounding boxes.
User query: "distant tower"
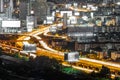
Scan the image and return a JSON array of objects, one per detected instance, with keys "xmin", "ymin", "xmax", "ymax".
[
  {"xmin": 32, "ymin": 0, "xmax": 48, "ymax": 23},
  {"xmin": 9, "ymin": 0, "xmax": 13, "ymax": 17},
  {"xmin": 19, "ymin": 0, "xmax": 27, "ymax": 20},
  {"xmin": 63, "ymin": 13, "xmax": 67, "ymax": 29},
  {"xmin": 0, "ymin": 0, "xmax": 3, "ymax": 12},
  {"xmin": 27, "ymin": 0, "xmax": 36, "ymax": 15},
  {"xmin": 4, "ymin": 0, "xmax": 14, "ymax": 18}
]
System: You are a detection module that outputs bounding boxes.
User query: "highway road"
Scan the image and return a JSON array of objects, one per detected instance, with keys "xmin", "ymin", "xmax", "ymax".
[
  {"xmin": 41, "ymin": 26, "xmax": 120, "ymax": 73},
  {"xmin": 12, "ymin": 3, "xmax": 120, "ymax": 77},
  {"xmin": 16, "ymin": 25, "xmax": 96, "ymax": 73},
  {"xmin": 81, "ymin": 58, "xmax": 120, "ymax": 68},
  {"xmin": 40, "ymin": 25, "xmax": 120, "ymax": 72},
  {"xmin": 0, "ymin": 3, "xmax": 119, "ymax": 76},
  {"xmin": 17, "ymin": 25, "xmax": 64, "ymax": 56},
  {"xmin": 15, "ymin": 24, "xmax": 120, "ymax": 74},
  {"xmin": 16, "ymin": 27, "xmax": 49, "ymax": 47},
  {"xmin": 0, "ymin": 24, "xmax": 120, "ymax": 76}
]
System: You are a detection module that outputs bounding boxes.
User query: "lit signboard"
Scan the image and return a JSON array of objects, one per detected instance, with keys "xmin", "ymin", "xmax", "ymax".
[
  {"xmin": 52, "ymin": 11, "xmax": 55, "ymax": 16},
  {"xmin": 73, "ymin": 3, "xmax": 78, "ymax": 7},
  {"xmin": 23, "ymin": 43, "xmax": 36, "ymax": 53},
  {"xmin": 74, "ymin": 12, "xmax": 80, "ymax": 16},
  {"xmin": 44, "ymin": 20, "xmax": 53, "ymax": 24},
  {"xmin": 60, "ymin": 11, "xmax": 72, "ymax": 17},
  {"xmin": 43, "ymin": 20, "xmax": 47, "ymax": 24},
  {"xmin": 64, "ymin": 52, "xmax": 79, "ymax": 62},
  {"xmin": 44, "ymin": 16, "xmax": 54, "ymax": 24},
  {"xmin": 46, "ymin": 16, "xmax": 54, "ymax": 21},
  {"xmin": 69, "ymin": 16, "xmax": 77, "ymax": 24},
  {"xmin": 49, "ymin": 26, "xmax": 57, "ymax": 33},
  {"xmin": 65, "ymin": 4, "xmax": 72, "ymax": 8},
  {"xmin": 2, "ymin": 20, "xmax": 21, "ymax": 27},
  {"xmin": 57, "ymin": 23, "xmax": 63, "ymax": 30},
  {"xmin": 46, "ymin": 21, "xmax": 53, "ymax": 24}
]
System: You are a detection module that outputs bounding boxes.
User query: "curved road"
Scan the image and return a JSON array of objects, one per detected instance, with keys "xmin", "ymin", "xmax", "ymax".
[
  {"xmin": 16, "ymin": 25, "xmax": 96, "ymax": 73},
  {"xmin": 17, "ymin": 25, "xmax": 120, "ymax": 74}
]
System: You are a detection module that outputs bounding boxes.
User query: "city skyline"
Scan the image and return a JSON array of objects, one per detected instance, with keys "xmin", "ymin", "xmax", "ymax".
[{"xmin": 0, "ymin": 0, "xmax": 120, "ymax": 80}]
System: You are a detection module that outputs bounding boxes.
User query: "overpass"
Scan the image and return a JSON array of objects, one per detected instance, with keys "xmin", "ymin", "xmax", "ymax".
[
  {"xmin": 1, "ymin": 26, "xmax": 120, "ymax": 76},
  {"xmin": 40, "ymin": 26, "xmax": 120, "ymax": 75}
]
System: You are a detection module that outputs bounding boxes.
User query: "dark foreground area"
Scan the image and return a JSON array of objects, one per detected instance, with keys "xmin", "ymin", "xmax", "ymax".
[
  {"xmin": 0, "ymin": 55, "xmax": 90, "ymax": 80},
  {"xmin": 0, "ymin": 55, "xmax": 119, "ymax": 80}
]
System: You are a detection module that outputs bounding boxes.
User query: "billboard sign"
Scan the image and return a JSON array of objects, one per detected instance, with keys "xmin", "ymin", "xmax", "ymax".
[
  {"xmin": 60, "ymin": 11, "xmax": 72, "ymax": 17},
  {"xmin": 64, "ymin": 52, "xmax": 79, "ymax": 62},
  {"xmin": 2, "ymin": 20, "xmax": 21, "ymax": 27},
  {"xmin": 46, "ymin": 16, "xmax": 54, "ymax": 21},
  {"xmin": 49, "ymin": 26, "xmax": 57, "ymax": 33},
  {"xmin": 23, "ymin": 43, "xmax": 36, "ymax": 53},
  {"xmin": 69, "ymin": 16, "xmax": 77, "ymax": 24}
]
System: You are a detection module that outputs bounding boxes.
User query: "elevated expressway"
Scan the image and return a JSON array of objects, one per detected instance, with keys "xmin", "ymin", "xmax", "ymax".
[
  {"xmin": 41, "ymin": 26, "xmax": 120, "ymax": 74},
  {"xmin": 1, "ymin": 25, "xmax": 120, "ymax": 75},
  {"xmin": 16, "ymin": 25, "xmax": 120, "ymax": 75},
  {"xmin": 15, "ymin": 25, "xmax": 97, "ymax": 73}
]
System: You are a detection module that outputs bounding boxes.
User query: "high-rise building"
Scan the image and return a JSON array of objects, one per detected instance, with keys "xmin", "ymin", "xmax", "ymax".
[
  {"xmin": 19, "ymin": 0, "xmax": 27, "ymax": 20},
  {"xmin": 0, "ymin": 0, "xmax": 3, "ymax": 12},
  {"xmin": 9, "ymin": 0, "xmax": 13, "ymax": 14},
  {"xmin": 0, "ymin": 0, "xmax": 21, "ymax": 33},
  {"xmin": 26, "ymin": 15, "xmax": 37, "ymax": 32},
  {"xmin": 32, "ymin": 0, "xmax": 48, "ymax": 23},
  {"xmin": 63, "ymin": 13, "xmax": 67, "ymax": 29},
  {"xmin": 6, "ymin": 0, "xmax": 13, "ymax": 18}
]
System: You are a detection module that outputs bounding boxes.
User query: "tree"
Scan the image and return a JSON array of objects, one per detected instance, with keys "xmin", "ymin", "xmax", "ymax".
[
  {"xmin": 14, "ymin": 53, "xmax": 20, "ymax": 58},
  {"xmin": 95, "ymin": 78, "xmax": 110, "ymax": 80},
  {"xmin": 0, "ymin": 58, "xmax": 2, "ymax": 65},
  {"xmin": 0, "ymin": 47, "xmax": 3, "ymax": 55},
  {"xmin": 28, "ymin": 56, "xmax": 62, "ymax": 71},
  {"xmin": 99, "ymin": 65, "xmax": 111, "ymax": 78},
  {"xmin": 115, "ymin": 77, "xmax": 120, "ymax": 80}
]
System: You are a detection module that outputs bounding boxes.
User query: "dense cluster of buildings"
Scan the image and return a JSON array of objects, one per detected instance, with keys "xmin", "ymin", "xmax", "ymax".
[
  {"xmin": 0, "ymin": 0, "xmax": 120, "ymax": 60},
  {"xmin": 43, "ymin": 0, "xmax": 120, "ymax": 60},
  {"xmin": 65, "ymin": 1, "xmax": 120, "ymax": 60},
  {"xmin": 0, "ymin": 0, "xmax": 53, "ymax": 33}
]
